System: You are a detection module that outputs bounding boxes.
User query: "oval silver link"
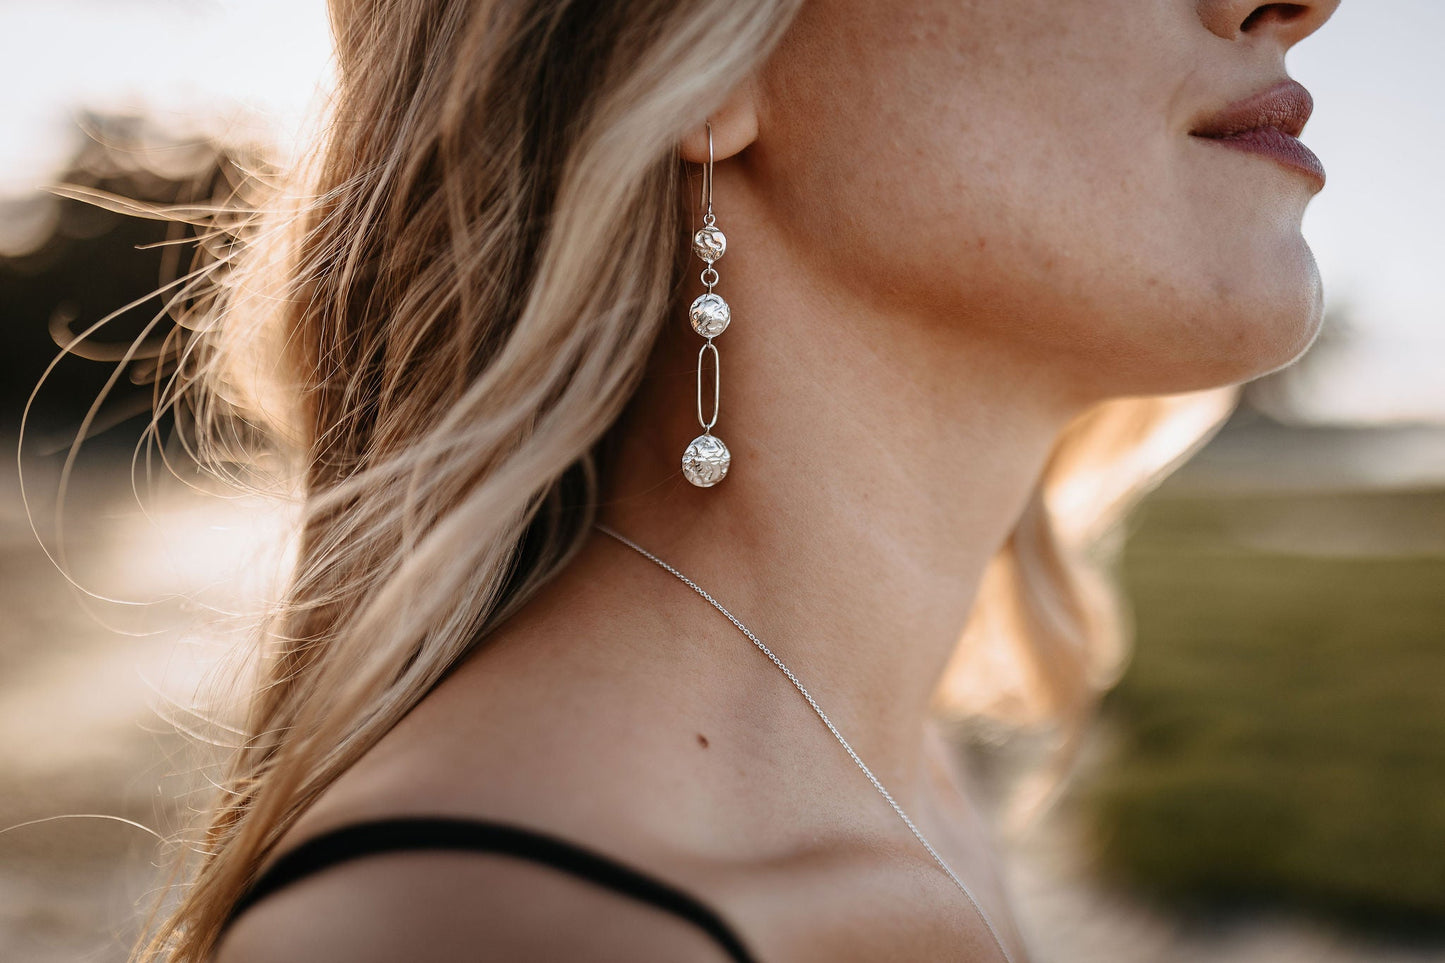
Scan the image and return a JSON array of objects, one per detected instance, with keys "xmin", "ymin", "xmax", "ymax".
[
  {"xmin": 696, "ymin": 340, "xmax": 720, "ymax": 430},
  {"xmin": 700, "ymin": 266, "xmax": 719, "ymax": 288}
]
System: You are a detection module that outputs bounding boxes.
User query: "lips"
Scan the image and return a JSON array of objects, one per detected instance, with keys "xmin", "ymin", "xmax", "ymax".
[{"xmin": 1190, "ymin": 79, "xmax": 1325, "ymax": 186}]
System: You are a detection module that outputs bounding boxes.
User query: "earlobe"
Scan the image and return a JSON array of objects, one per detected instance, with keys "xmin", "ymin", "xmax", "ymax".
[{"xmin": 680, "ymin": 79, "xmax": 760, "ymax": 164}]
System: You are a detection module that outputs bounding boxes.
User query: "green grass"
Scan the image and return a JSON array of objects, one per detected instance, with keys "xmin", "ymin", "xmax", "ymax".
[{"xmin": 1086, "ymin": 489, "xmax": 1445, "ymax": 927}]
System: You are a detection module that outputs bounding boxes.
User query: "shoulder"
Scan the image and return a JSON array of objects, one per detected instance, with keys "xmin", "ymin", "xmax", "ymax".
[
  {"xmin": 274, "ymin": 570, "xmax": 778, "ymax": 867},
  {"xmin": 213, "ymin": 845, "xmax": 744, "ymax": 963}
]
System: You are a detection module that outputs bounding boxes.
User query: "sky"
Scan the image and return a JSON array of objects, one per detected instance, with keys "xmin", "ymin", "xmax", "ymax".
[
  {"xmin": 1286, "ymin": 0, "xmax": 1445, "ymax": 423},
  {"xmin": 0, "ymin": 0, "xmax": 1441, "ymax": 425}
]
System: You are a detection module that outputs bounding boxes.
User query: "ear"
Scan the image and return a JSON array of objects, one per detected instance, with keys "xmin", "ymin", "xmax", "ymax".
[{"xmin": 680, "ymin": 78, "xmax": 760, "ymax": 164}]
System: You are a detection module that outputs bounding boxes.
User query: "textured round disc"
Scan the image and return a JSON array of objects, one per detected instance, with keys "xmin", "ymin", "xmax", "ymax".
[
  {"xmin": 692, "ymin": 226, "xmax": 727, "ymax": 263},
  {"xmin": 689, "ymin": 293, "xmax": 730, "ymax": 337},
  {"xmin": 682, "ymin": 433, "xmax": 730, "ymax": 487}
]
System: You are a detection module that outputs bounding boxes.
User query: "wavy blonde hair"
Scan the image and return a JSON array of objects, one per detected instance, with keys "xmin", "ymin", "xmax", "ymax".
[{"xmin": 120, "ymin": 0, "xmax": 1235, "ymax": 958}]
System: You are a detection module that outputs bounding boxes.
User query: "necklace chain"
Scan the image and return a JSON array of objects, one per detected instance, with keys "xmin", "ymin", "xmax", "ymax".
[{"xmin": 593, "ymin": 523, "xmax": 1017, "ymax": 963}]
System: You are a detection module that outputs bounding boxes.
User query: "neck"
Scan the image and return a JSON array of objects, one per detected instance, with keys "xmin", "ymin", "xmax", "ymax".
[{"xmin": 595, "ymin": 206, "xmax": 1083, "ymax": 799}]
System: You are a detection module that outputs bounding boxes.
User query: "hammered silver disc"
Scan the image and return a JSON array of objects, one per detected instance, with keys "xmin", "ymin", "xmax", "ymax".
[
  {"xmin": 682, "ymin": 433, "xmax": 730, "ymax": 487},
  {"xmin": 692, "ymin": 225, "xmax": 726, "ymax": 263},
  {"xmin": 689, "ymin": 293, "xmax": 730, "ymax": 337}
]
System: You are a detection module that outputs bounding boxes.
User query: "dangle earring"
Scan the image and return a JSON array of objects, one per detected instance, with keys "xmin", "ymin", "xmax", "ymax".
[{"xmin": 681, "ymin": 121, "xmax": 732, "ymax": 488}]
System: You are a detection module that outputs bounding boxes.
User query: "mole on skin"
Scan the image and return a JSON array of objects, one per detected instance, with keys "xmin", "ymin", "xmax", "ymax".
[{"xmin": 696, "ymin": 733, "xmax": 709, "ymax": 748}]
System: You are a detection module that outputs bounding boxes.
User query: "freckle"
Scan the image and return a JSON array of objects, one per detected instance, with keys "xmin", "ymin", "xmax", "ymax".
[{"xmin": 696, "ymin": 733, "xmax": 709, "ymax": 748}]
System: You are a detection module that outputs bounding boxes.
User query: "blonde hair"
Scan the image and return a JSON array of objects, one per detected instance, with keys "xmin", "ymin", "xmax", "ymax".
[{"xmin": 119, "ymin": 0, "xmax": 1234, "ymax": 957}]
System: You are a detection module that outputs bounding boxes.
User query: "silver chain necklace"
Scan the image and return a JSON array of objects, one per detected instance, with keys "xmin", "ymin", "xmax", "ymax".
[{"xmin": 593, "ymin": 523, "xmax": 1018, "ymax": 963}]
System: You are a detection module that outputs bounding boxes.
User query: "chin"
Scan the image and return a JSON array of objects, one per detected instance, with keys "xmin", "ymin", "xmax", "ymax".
[
  {"xmin": 1158, "ymin": 229, "xmax": 1327, "ymax": 392},
  {"xmin": 1240, "ymin": 246, "xmax": 1326, "ymax": 373},
  {"xmin": 1174, "ymin": 274, "xmax": 1325, "ymax": 392},
  {"xmin": 1253, "ymin": 288, "xmax": 1325, "ymax": 377}
]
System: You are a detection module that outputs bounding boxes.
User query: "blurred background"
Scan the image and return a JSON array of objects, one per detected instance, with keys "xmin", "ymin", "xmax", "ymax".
[{"xmin": 1, "ymin": 2, "xmax": 1442, "ymax": 961}]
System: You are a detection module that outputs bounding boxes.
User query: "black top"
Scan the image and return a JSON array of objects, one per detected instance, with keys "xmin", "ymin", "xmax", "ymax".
[{"xmin": 219, "ymin": 816, "xmax": 759, "ymax": 962}]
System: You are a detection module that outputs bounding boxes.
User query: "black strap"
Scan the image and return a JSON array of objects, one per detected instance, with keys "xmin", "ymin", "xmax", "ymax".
[{"xmin": 221, "ymin": 816, "xmax": 759, "ymax": 962}]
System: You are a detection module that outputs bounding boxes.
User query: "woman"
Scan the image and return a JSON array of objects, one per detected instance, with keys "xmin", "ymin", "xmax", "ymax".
[{"xmin": 136, "ymin": 0, "xmax": 1338, "ymax": 959}]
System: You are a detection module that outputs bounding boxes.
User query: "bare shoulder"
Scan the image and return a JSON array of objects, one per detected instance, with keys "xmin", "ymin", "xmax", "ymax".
[
  {"xmin": 217, "ymin": 560, "xmax": 767, "ymax": 962},
  {"xmin": 277, "ymin": 543, "xmax": 774, "ymax": 868},
  {"xmin": 213, "ymin": 848, "xmax": 743, "ymax": 963}
]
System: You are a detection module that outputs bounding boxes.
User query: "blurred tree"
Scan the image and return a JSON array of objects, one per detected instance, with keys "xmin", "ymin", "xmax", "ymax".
[{"xmin": 0, "ymin": 112, "xmax": 236, "ymax": 449}]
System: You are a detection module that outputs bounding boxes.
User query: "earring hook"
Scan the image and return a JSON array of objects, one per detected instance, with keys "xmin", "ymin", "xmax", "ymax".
[{"xmin": 701, "ymin": 120, "xmax": 714, "ymax": 220}]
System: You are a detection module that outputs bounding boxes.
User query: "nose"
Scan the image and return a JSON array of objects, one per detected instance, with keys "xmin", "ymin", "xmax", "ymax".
[{"xmin": 1196, "ymin": 0, "xmax": 1341, "ymax": 47}]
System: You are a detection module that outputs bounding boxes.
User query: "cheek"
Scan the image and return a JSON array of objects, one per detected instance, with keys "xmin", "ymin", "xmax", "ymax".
[
  {"xmin": 759, "ymin": 0, "xmax": 1325, "ymax": 397},
  {"xmin": 765, "ymin": 125, "xmax": 1326, "ymax": 396},
  {"xmin": 1026, "ymin": 136, "xmax": 1327, "ymax": 395},
  {"xmin": 959, "ymin": 139, "xmax": 1327, "ymax": 396}
]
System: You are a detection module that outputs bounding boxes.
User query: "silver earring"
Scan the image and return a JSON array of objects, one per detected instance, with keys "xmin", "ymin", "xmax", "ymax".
[{"xmin": 681, "ymin": 121, "xmax": 731, "ymax": 488}]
